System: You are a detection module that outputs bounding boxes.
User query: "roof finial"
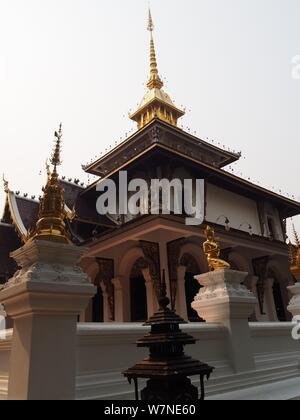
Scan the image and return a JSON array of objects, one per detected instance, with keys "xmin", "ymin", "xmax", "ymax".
[
  {"xmin": 147, "ymin": 8, "xmax": 154, "ymax": 32},
  {"xmin": 147, "ymin": 9, "xmax": 163, "ymax": 90},
  {"xmin": 2, "ymin": 174, "xmax": 9, "ymax": 193},
  {"xmin": 129, "ymin": 9, "xmax": 185, "ymax": 129}
]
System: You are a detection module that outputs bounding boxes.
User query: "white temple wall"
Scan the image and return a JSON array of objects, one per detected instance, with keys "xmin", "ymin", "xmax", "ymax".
[
  {"xmin": 206, "ymin": 183, "xmax": 262, "ymax": 235},
  {"xmin": 1, "ymin": 323, "xmax": 300, "ymax": 400}
]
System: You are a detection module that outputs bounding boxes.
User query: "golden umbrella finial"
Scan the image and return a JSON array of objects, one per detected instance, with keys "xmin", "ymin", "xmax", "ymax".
[{"xmin": 146, "ymin": 8, "xmax": 163, "ymax": 90}]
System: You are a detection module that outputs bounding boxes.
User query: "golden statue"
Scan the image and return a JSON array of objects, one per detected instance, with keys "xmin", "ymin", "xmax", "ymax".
[
  {"xmin": 289, "ymin": 225, "xmax": 300, "ymax": 282},
  {"xmin": 203, "ymin": 225, "xmax": 231, "ymax": 272},
  {"xmin": 27, "ymin": 125, "xmax": 72, "ymax": 245}
]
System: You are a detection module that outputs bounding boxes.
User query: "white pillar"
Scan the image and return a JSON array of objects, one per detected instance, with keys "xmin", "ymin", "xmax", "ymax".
[
  {"xmin": 113, "ymin": 276, "xmax": 130, "ymax": 322},
  {"xmin": 176, "ymin": 266, "xmax": 188, "ymax": 321},
  {"xmin": 0, "ymin": 240, "xmax": 96, "ymax": 401},
  {"xmin": 99, "ymin": 283, "xmax": 111, "ymax": 323},
  {"xmin": 265, "ymin": 278, "xmax": 278, "ymax": 322},
  {"xmin": 142, "ymin": 268, "xmax": 156, "ymax": 318},
  {"xmin": 192, "ymin": 269, "xmax": 257, "ymax": 373}
]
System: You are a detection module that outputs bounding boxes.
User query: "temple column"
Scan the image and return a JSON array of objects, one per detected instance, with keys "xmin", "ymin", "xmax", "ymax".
[
  {"xmin": 113, "ymin": 276, "xmax": 130, "ymax": 322},
  {"xmin": 265, "ymin": 278, "xmax": 278, "ymax": 322},
  {"xmin": 142, "ymin": 268, "xmax": 156, "ymax": 318},
  {"xmin": 176, "ymin": 265, "xmax": 188, "ymax": 321},
  {"xmin": 99, "ymin": 283, "xmax": 111, "ymax": 323},
  {"xmin": 96, "ymin": 258, "xmax": 115, "ymax": 322}
]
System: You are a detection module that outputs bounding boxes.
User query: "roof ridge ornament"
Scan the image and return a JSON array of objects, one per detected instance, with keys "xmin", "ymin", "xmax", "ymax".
[
  {"xmin": 146, "ymin": 9, "xmax": 163, "ymax": 91},
  {"xmin": 3, "ymin": 174, "xmax": 9, "ymax": 194}
]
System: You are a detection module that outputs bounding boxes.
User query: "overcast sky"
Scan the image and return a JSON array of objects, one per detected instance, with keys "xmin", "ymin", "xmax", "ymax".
[{"xmin": 0, "ymin": 0, "xmax": 299, "ymax": 239}]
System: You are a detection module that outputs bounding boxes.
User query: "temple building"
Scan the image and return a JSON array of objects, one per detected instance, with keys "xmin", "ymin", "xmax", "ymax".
[{"xmin": 1, "ymin": 11, "xmax": 299, "ymax": 326}]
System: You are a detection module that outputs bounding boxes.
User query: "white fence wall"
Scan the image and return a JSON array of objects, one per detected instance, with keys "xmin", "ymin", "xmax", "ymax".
[{"xmin": 0, "ymin": 323, "xmax": 300, "ymax": 400}]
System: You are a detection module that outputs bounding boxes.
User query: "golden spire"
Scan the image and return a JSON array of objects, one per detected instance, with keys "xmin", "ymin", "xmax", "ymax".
[
  {"xmin": 147, "ymin": 9, "xmax": 163, "ymax": 90},
  {"xmin": 290, "ymin": 224, "xmax": 300, "ymax": 281},
  {"xmin": 130, "ymin": 9, "xmax": 185, "ymax": 130},
  {"xmin": 27, "ymin": 125, "xmax": 71, "ymax": 245}
]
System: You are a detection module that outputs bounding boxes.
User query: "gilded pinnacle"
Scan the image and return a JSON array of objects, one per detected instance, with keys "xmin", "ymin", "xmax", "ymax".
[
  {"xmin": 147, "ymin": 10, "xmax": 163, "ymax": 90},
  {"xmin": 27, "ymin": 125, "xmax": 71, "ymax": 245},
  {"xmin": 129, "ymin": 9, "xmax": 185, "ymax": 129}
]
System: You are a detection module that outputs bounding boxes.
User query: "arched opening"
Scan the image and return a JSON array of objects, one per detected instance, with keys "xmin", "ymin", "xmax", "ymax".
[
  {"xmin": 181, "ymin": 254, "xmax": 204, "ymax": 323},
  {"xmin": 130, "ymin": 259, "xmax": 148, "ymax": 322},
  {"xmin": 268, "ymin": 269, "xmax": 286, "ymax": 322},
  {"xmin": 92, "ymin": 286, "xmax": 104, "ymax": 322}
]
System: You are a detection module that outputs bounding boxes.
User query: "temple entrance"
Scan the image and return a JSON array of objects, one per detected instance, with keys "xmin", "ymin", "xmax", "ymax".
[
  {"xmin": 272, "ymin": 278, "xmax": 286, "ymax": 322},
  {"xmin": 92, "ymin": 286, "xmax": 104, "ymax": 322},
  {"xmin": 130, "ymin": 259, "xmax": 148, "ymax": 322},
  {"xmin": 130, "ymin": 275, "xmax": 148, "ymax": 322}
]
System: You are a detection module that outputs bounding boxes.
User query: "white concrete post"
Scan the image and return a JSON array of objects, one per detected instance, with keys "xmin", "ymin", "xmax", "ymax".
[
  {"xmin": 99, "ymin": 283, "xmax": 111, "ymax": 323},
  {"xmin": 113, "ymin": 276, "xmax": 130, "ymax": 322},
  {"xmin": 0, "ymin": 240, "xmax": 96, "ymax": 401},
  {"xmin": 192, "ymin": 269, "xmax": 258, "ymax": 373}
]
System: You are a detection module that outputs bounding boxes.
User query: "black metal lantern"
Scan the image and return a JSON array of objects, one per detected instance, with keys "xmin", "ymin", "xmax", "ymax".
[{"xmin": 123, "ymin": 271, "xmax": 214, "ymax": 401}]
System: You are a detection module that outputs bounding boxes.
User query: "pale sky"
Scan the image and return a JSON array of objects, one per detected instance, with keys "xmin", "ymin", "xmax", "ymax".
[{"xmin": 0, "ymin": 0, "xmax": 299, "ymax": 239}]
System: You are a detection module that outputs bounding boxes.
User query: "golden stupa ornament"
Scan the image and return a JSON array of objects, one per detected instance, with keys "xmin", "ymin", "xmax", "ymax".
[
  {"xmin": 130, "ymin": 9, "xmax": 185, "ymax": 129},
  {"xmin": 27, "ymin": 125, "xmax": 71, "ymax": 245},
  {"xmin": 203, "ymin": 225, "xmax": 231, "ymax": 272},
  {"xmin": 289, "ymin": 225, "xmax": 300, "ymax": 281}
]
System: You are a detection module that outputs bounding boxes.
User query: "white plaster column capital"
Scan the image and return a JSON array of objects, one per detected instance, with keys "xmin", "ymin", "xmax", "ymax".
[{"xmin": 192, "ymin": 269, "xmax": 257, "ymax": 322}]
